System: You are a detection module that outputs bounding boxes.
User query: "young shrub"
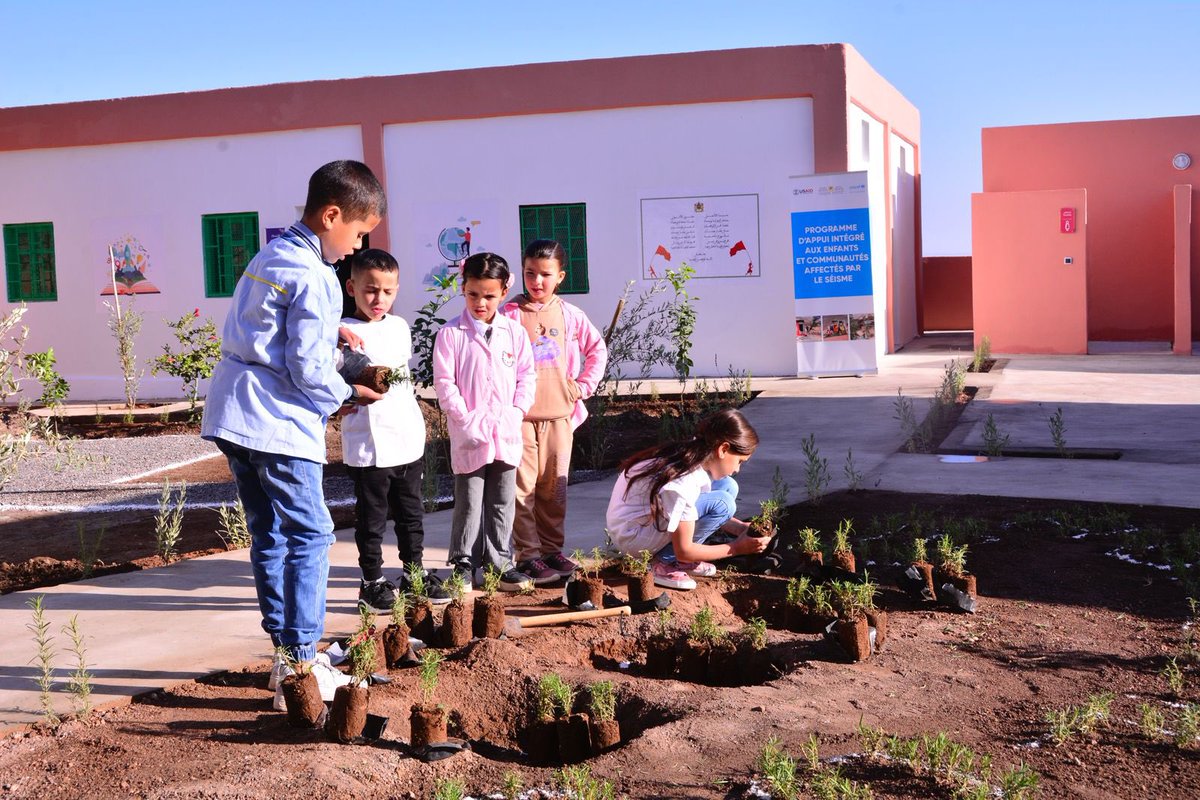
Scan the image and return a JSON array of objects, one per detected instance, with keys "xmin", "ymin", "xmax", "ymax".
[
  {"xmin": 809, "ymin": 584, "xmax": 834, "ymax": 616},
  {"xmin": 536, "ymin": 672, "xmax": 568, "ymax": 720},
  {"xmin": 25, "ymin": 595, "xmax": 59, "ymax": 727},
  {"xmin": 23, "ymin": 348, "xmax": 71, "ymax": 409},
  {"xmin": 622, "ymin": 549, "xmax": 652, "ymax": 577},
  {"xmin": 757, "ymin": 736, "xmax": 799, "ymax": 800},
  {"xmin": 481, "ymin": 563, "xmax": 502, "ymax": 596},
  {"xmin": 153, "ymin": 479, "xmax": 187, "ymax": 562},
  {"xmin": 501, "ymin": 770, "xmax": 524, "ymax": 800},
  {"xmin": 1175, "ymin": 703, "xmax": 1200, "ymax": 748},
  {"xmin": 998, "ymin": 761, "xmax": 1039, "ymax": 800},
  {"xmin": 443, "ymin": 568, "xmax": 467, "ymax": 603},
  {"xmin": 829, "ymin": 580, "xmax": 867, "ymax": 621},
  {"xmin": 216, "ymin": 499, "xmax": 250, "ymax": 550},
  {"xmin": 588, "ymin": 546, "xmax": 607, "ymax": 579},
  {"xmin": 105, "ymin": 297, "xmax": 144, "ymax": 414},
  {"xmin": 800, "ymin": 732, "xmax": 822, "ymax": 771},
  {"xmin": 653, "ymin": 607, "xmax": 675, "ymax": 638},
  {"xmin": 910, "ymin": 537, "xmax": 929, "ymax": 564},
  {"xmin": 743, "ymin": 617, "xmax": 768, "ymax": 650},
  {"xmin": 556, "ymin": 764, "xmax": 617, "ymax": 800},
  {"xmin": 688, "ymin": 605, "xmax": 725, "ymax": 643},
  {"xmin": 1162, "ymin": 656, "xmax": 1185, "ymax": 696},
  {"xmin": 855, "ymin": 716, "xmax": 886, "ymax": 759},
  {"xmin": 347, "ymin": 630, "xmax": 377, "ymax": 687},
  {"xmin": 1138, "ymin": 702, "xmax": 1165, "ymax": 740},
  {"xmin": 390, "ymin": 591, "xmax": 410, "ymax": 628},
  {"xmin": 432, "ymin": 777, "xmax": 466, "ymax": 800},
  {"xmin": 833, "ymin": 520, "xmax": 854, "ymax": 556},
  {"xmin": 935, "ymin": 534, "xmax": 968, "ymax": 578},
  {"xmin": 800, "ymin": 432, "xmax": 831, "ymax": 503},
  {"xmin": 785, "ymin": 576, "xmax": 811, "ymax": 607},
  {"xmin": 1048, "ymin": 406, "xmax": 1068, "ymax": 457},
  {"xmin": 408, "ymin": 565, "xmax": 430, "ymax": 600},
  {"xmin": 588, "ymin": 680, "xmax": 616, "ymax": 722},
  {"xmin": 418, "ymin": 647, "xmax": 443, "ymax": 705},
  {"xmin": 982, "ymin": 412, "xmax": 1009, "ymax": 457},
  {"xmin": 797, "ymin": 527, "xmax": 822, "ymax": 555},
  {"xmin": 972, "ymin": 335, "xmax": 992, "ymax": 373},
  {"xmin": 76, "ymin": 521, "xmax": 105, "ymax": 579},
  {"xmin": 843, "ymin": 447, "xmax": 865, "ymax": 491},
  {"xmin": 893, "ymin": 388, "xmax": 920, "ymax": 453},
  {"xmin": 410, "ymin": 272, "xmax": 460, "ymax": 388},
  {"xmin": 62, "ymin": 614, "xmax": 93, "ymax": 719},
  {"xmin": 150, "ymin": 310, "xmax": 222, "ymax": 422}
]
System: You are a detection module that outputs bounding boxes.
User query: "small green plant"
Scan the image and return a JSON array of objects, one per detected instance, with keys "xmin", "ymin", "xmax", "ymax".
[
  {"xmin": 26, "ymin": 595, "xmax": 59, "ymax": 727},
  {"xmin": 216, "ymin": 499, "xmax": 250, "ymax": 549},
  {"xmin": 923, "ymin": 731, "xmax": 951, "ymax": 774},
  {"xmin": 800, "ymin": 432, "xmax": 831, "ymax": 503},
  {"xmin": 383, "ymin": 365, "xmax": 411, "ymax": 389},
  {"xmin": 76, "ymin": 521, "xmax": 105, "ymax": 578},
  {"xmin": 797, "ymin": 527, "xmax": 821, "ymax": 553},
  {"xmin": 443, "ymin": 568, "xmax": 466, "ymax": 602},
  {"xmin": 786, "ymin": 576, "xmax": 811, "ymax": 607},
  {"xmin": 1163, "ymin": 656, "xmax": 1185, "ymax": 696},
  {"xmin": 588, "ymin": 680, "xmax": 616, "ymax": 722},
  {"xmin": 587, "ymin": 546, "xmax": 607, "ymax": 578},
  {"xmin": 1045, "ymin": 707, "xmax": 1079, "ymax": 746},
  {"xmin": 105, "ymin": 297, "xmax": 144, "ymax": 412},
  {"xmin": 346, "ymin": 630, "xmax": 376, "ymax": 687},
  {"xmin": 23, "ymin": 348, "xmax": 70, "ymax": 408},
  {"xmin": 910, "ymin": 537, "xmax": 928, "ymax": 564},
  {"xmin": 390, "ymin": 591, "xmax": 409, "ymax": 627},
  {"xmin": 829, "ymin": 580, "xmax": 868, "ymax": 621},
  {"xmin": 997, "ymin": 761, "xmax": 1039, "ymax": 800},
  {"xmin": 408, "ymin": 565, "xmax": 429, "ymax": 600},
  {"xmin": 622, "ymin": 549, "xmax": 652, "ymax": 577},
  {"xmin": 153, "ymin": 479, "xmax": 187, "ymax": 562},
  {"xmin": 150, "ymin": 309, "xmax": 222, "ymax": 421},
  {"xmin": 481, "ymin": 563, "xmax": 502, "ymax": 596},
  {"xmin": 1175, "ymin": 702, "xmax": 1200, "ymax": 747},
  {"xmin": 556, "ymin": 764, "xmax": 616, "ymax": 800},
  {"xmin": 843, "ymin": 447, "xmax": 865, "ymax": 491},
  {"xmin": 653, "ymin": 607, "xmax": 674, "ymax": 637},
  {"xmin": 938, "ymin": 359, "xmax": 966, "ymax": 404},
  {"xmin": 1048, "ymin": 406, "xmax": 1068, "ymax": 457},
  {"xmin": 800, "ymin": 732, "xmax": 822, "ymax": 771},
  {"xmin": 833, "ymin": 519, "xmax": 853, "ymax": 555},
  {"xmin": 743, "ymin": 617, "xmax": 768, "ymax": 650},
  {"xmin": 417, "ymin": 647, "xmax": 442, "ymax": 704},
  {"xmin": 856, "ymin": 716, "xmax": 886, "ymax": 758},
  {"xmin": 972, "ymin": 335, "xmax": 992, "ymax": 373},
  {"xmin": 688, "ymin": 605, "xmax": 725, "ymax": 643},
  {"xmin": 501, "ymin": 770, "xmax": 524, "ymax": 800},
  {"xmin": 537, "ymin": 672, "xmax": 575, "ymax": 718},
  {"xmin": 935, "ymin": 534, "xmax": 968, "ymax": 578},
  {"xmin": 410, "ymin": 272, "xmax": 460, "ymax": 388},
  {"xmin": 757, "ymin": 736, "xmax": 799, "ymax": 800},
  {"xmin": 1138, "ymin": 702, "xmax": 1165, "ymax": 740},
  {"xmin": 982, "ymin": 412, "xmax": 1009, "ymax": 457},
  {"xmin": 432, "ymin": 777, "xmax": 466, "ymax": 800},
  {"xmin": 62, "ymin": 614, "xmax": 93, "ymax": 719},
  {"xmin": 664, "ymin": 263, "xmax": 698, "ymax": 381}
]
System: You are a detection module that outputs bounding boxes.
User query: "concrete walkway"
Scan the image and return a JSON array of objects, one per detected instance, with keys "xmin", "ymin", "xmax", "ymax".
[{"xmin": 3, "ymin": 340, "xmax": 1199, "ymax": 728}]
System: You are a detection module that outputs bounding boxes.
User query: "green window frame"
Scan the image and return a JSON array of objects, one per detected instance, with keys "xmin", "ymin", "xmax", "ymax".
[
  {"xmin": 4, "ymin": 222, "xmax": 57, "ymax": 302},
  {"xmin": 518, "ymin": 203, "xmax": 589, "ymax": 294},
  {"xmin": 202, "ymin": 212, "xmax": 260, "ymax": 298}
]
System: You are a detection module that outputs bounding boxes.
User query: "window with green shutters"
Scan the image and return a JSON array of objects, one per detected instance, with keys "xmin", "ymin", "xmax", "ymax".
[
  {"xmin": 518, "ymin": 203, "xmax": 589, "ymax": 294},
  {"xmin": 3, "ymin": 222, "xmax": 57, "ymax": 302},
  {"xmin": 202, "ymin": 212, "xmax": 260, "ymax": 298}
]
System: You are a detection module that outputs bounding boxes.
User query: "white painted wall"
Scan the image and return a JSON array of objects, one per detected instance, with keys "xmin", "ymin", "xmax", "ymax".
[
  {"xmin": 0, "ymin": 127, "xmax": 363, "ymax": 401},
  {"xmin": 847, "ymin": 104, "xmax": 890, "ymax": 355},
  {"xmin": 383, "ymin": 99, "xmax": 816, "ymax": 380},
  {"xmin": 889, "ymin": 132, "xmax": 918, "ymax": 346}
]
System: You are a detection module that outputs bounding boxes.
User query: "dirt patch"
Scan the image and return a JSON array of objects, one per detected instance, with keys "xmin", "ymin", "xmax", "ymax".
[{"xmin": 3, "ymin": 492, "xmax": 1199, "ymax": 798}]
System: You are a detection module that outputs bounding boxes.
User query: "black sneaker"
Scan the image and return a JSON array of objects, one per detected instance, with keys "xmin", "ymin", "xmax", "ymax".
[
  {"xmin": 497, "ymin": 567, "xmax": 534, "ymax": 593},
  {"xmin": 358, "ymin": 577, "xmax": 397, "ymax": 613},
  {"xmin": 423, "ymin": 572, "xmax": 454, "ymax": 605}
]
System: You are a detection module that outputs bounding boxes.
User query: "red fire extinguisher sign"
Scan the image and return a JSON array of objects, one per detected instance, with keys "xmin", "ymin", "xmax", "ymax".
[{"xmin": 1061, "ymin": 208, "xmax": 1076, "ymax": 234}]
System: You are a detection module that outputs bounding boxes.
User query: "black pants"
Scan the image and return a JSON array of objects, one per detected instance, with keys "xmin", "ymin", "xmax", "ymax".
[{"xmin": 347, "ymin": 458, "xmax": 425, "ymax": 581}]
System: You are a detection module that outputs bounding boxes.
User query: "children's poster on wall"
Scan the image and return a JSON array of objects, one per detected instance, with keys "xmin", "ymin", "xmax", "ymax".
[
  {"xmin": 790, "ymin": 172, "xmax": 877, "ymax": 377},
  {"xmin": 640, "ymin": 194, "xmax": 759, "ymax": 279},
  {"xmin": 90, "ymin": 217, "xmax": 164, "ymax": 311},
  {"xmin": 411, "ymin": 201, "xmax": 500, "ymax": 287}
]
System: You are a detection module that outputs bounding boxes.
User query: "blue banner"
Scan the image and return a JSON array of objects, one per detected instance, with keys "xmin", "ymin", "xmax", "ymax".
[{"xmin": 791, "ymin": 207, "xmax": 872, "ymax": 299}]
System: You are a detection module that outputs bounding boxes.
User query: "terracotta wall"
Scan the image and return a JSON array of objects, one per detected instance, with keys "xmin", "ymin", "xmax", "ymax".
[
  {"xmin": 971, "ymin": 189, "xmax": 1088, "ymax": 354},
  {"xmin": 920, "ymin": 256, "xmax": 972, "ymax": 331},
  {"xmin": 981, "ymin": 116, "xmax": 1200, "ymax": 342}
]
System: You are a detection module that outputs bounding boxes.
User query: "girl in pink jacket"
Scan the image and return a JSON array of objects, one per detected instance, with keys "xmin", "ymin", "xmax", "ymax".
[{"xmin": 433, "ymin": 252, "xmax": 537, "ymax": 592}]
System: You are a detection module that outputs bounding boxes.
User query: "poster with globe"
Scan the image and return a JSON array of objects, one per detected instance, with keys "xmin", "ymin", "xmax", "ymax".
[
  {"xmin": 90, "ymin": 216, "xmax": 164, "ymax": 312},
  {"xmin": 412, "ymin": 201, "xmax": 500, "ymax": 287}
]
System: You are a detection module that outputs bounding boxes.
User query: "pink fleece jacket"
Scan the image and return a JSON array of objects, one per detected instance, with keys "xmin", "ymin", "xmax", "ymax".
[{"xmin": 433, "ymin": 310, "xmax": 536, "ymax": 475}]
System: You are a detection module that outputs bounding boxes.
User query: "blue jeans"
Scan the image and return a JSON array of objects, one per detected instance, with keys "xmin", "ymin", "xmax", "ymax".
[
  {"xmin": 659, "ymin": 476, "xmax": 739, "ymax": 563},
  {"xmin": 215, "ymin": 438, "xmax": 334, "ymax": 662}
]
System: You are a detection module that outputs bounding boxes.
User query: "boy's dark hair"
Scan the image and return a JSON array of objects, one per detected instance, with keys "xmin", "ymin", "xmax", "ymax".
[
  {"xmin": 522, "ymin": 238, "xmax": 566, "ymax": 268},
  {"xmin": 303, "ymin": 160, "xmax": 387, "ymax": 221},
  {"xmin": 350, "ymin": 248, "xmax": 399, "ymax": 275},
  {"xmin": 460, "ymin": 252, "xmax": 510, "ymax": 285},
  {"xmin": 620, "ymin": 408, "xmax": 759, "ymax": 531}
]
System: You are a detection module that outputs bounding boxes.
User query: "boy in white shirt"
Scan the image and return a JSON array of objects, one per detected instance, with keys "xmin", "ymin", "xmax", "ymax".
[{"xmin": 340, "ymin": 249, "xmax": 449, "ymax": 610}]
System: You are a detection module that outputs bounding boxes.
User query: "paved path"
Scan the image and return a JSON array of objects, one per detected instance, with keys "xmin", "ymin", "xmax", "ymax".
[{"xmin": 3, "ymin": 341, "xmax": 1198, "ymax": 728}]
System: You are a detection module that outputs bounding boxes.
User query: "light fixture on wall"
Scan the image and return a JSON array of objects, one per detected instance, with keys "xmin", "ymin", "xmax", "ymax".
[{"xmin": 1172, "ymin": 153, "xmax": 1192, "ymax": 170}]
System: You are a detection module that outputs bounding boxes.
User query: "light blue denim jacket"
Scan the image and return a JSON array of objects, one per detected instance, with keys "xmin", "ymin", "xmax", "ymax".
[{"xmin": 201, "ymin": 223, "xmax": 351, "ymax": 462}]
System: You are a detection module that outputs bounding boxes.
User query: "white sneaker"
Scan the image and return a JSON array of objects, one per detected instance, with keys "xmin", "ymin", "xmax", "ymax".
[
  {"xmin": 271, "ymin": 651, "xmax": 350, "ymax": 711},
  {"xmin": 267, "ymin": 652, "xmax": 290, "ymax": 691},
  {"xmin": 676, "ymin": 560, "xmax": 717, "ymax": 578}
]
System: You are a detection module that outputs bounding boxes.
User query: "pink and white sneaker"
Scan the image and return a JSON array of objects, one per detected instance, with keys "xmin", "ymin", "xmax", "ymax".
[
  {"xmin": 674, "ymin": 560, "xmax": 717, "ymax": 577},
  {"xmin": 651, "ymin": 560, "xmax": 697, "ymax": 591}
]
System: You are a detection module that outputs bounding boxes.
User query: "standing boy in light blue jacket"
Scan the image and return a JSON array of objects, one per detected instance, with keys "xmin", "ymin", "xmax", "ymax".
[{"xmin": 202, "ymin": 160, "xmax": 385, "ymax": 709}]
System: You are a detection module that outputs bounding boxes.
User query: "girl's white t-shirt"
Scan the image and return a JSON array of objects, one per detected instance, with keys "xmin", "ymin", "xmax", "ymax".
[
  {"xmin": 605, "ymin": 463, "xmax": 712, "ymax": 555},
  {"xmin": 339, "ymin": 314, "xmax": 426, "ymax": 468}
]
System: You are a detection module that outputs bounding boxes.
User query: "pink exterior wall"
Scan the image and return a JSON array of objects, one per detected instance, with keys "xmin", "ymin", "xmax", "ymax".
[
  {"xmin": 972, "ymin": 189, "xmax": 1088, "ymax": 354},
  {"xmin": 921, "ymin": 256, "xmax": 973, "ymax": 331},
  {"xmin": 1176, "ymin": 185, "xmax": 1194, "ymax": 354},
  {"xmin": 981, "ymin": 116, "xmax": 1200, "ymax": 342}
]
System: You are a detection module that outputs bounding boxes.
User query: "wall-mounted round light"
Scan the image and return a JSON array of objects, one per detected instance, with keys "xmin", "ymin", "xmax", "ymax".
[{"xmin": 1173, "ymin": 153, "xmax": 1192, "ymax": 170}]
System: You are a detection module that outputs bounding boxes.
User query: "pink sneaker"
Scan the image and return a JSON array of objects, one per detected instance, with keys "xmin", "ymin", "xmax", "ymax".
[
  {"xmin": 674, "ymin": 560, "xmax": 717, "ymax": 577},
  {"xmin": 652, "ymin": 560, "xmax": 697, "ymax": 591}
]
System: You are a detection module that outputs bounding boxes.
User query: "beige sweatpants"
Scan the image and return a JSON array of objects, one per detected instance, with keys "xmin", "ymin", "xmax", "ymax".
[{"xmin": 512, "ymin": 417, "xmax": 573, "ymax": 562}]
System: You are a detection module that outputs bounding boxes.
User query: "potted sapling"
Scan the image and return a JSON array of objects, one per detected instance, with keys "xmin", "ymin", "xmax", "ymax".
[
  {"xmin": 472, "ymin": 564, "xmax": 506, "ymax": 639},
  {"xmin": 566, "ymin": 547, "xmax": 607, "ymax": 610},
  {"xmin": 795, "ymin": 527, "xmax": 823, "ymax": 576},
  {"xmin": 784, "ymin": 576, "xmax": 834, "ymax": 634},
  {"xmin": 527, "ymin": 672, "xmax": 565, "ymax": 765},
  {"xmin": 406, "ymin": 566, "xmax": 437, "ymax": 644},
  {"xmin": 347, "ymin": 605, "xmax": 385, "ymax": 678},
  {"xmin": 829, "ymin": 580, "xmax": 871, "ymax": 662},
  {"xmin": 831, "ymin": 519, "xmax": 857, "ymax": 573},
  {"xmin": 681, "ymin": 605, "xmax": 723, "ymax": 684},
  {"xmin": 551, "ymin": 674, "xmax": 591, "ymax": 764},
  {"xmin": 904, "ymin": 537, "xmax": 936, "ymax": 601},
  {"xmin": 383, "ymin": 592, "xmax": 413, "ymax": 668},
  {"xmin": 622, "ymin": 549, "xmax": 655, "ymax": 605},
  {"xmin": 328, "ymin": 631, "xmax": 373, "ymax": 743},
  {"xmin": 737, "ymin": 616, "xmax": 772, "ymax": 685},
  {"xmin": 279, "ymin": 651, "xmax": 327, "ymax": 728},
  {"xmin": 860, "ymin": 574, "xmax": 887, "ymax": 652},
  {"xmin": 409, "ymin": 649, "xmax": 448, "ymax": 749},
  {"xmin": 748, "ymin": 497, "xmax": 784, "ymax": 539},
  {"xmin": 439, "ymin": 568, "xmax": 471, "ymax": 648},
  {"xmin": 935, "ymin": 534, "xmax": 978, "ymax": 610},
  {"xmin": 643, "ymin": 608, "xmax": 678, "ymax": 678},
  {"xmin": 588, "ymin": 680, "xmax": 620, "ymax": 754}
]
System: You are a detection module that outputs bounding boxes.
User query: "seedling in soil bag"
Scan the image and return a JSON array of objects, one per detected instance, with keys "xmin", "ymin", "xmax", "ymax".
[
  {"xmin": 831, "ymin": 519, "xmax": 857, "ymax": 573},
  {"xmin": 439, "ymin": 569, "xmax": 471, "ymax": 648},
  {"xmin": 566, "ymin": 548, "xmax": 607, "ymax": 610},
  {"xmin": 935, "ymin": 534, "xmax": 978, "ymax": 612},
  {"xmin": 279, "ymin": 652, "xmax": 326, "ymax": 729},
  {"xmin": 829, "ymin": 580, "xmax": 872, "ymax": 662},
  {"xmin": 588, "ymin": 680, "xmax": 621, "ymax": 753},
  {"xmin": 527, "ymin": 673, "xmax": 590, "ymax": 765},
  {"xmin": 406, "ymin": 566, "xmax": 437, "ymax": 643},
  {"xmin": 795, "ymin": 527, "xmax": 824, "ymax": 576},
  {"xmin": 901, "ymin": 537, "xmax": 937, "ymax": 601},
  {"xmin": 328, "ymin": 631, "xmax": 375, "ymax": 743},
  {"xmin": 473, "ymin": 565, "xmax": 507, "ymax": 639},
  {"xmin": 783, "ymin": 576, "xmax": 835, "ymax": 634},
  {"xmin": 410, "ymin": 649, "xmax": 449, "ymax": 750},
  {"xmin": 383, "ymin": 592, "xmax": 415, "ymax": 668},
  {"xmin": 622, "ymin": 550, "xmax": 656, "ymax": 604}
]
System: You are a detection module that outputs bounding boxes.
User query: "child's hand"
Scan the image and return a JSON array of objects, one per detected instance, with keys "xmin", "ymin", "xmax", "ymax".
[
  {"xmin": 733, "ymin": 531, "xmax": 772, "ymax": 556},
  {"xmin": 338, "ymin": 325, "xmax": 365, "ymax": 351},
  {"xmin": 351, "ymin": 384, "xmax": 384, "ymax": 405}
]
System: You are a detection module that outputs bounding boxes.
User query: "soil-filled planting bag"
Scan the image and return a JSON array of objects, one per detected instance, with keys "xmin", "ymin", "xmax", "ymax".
[
  {"xmin": 835, "ymin": 617, "xmax": 871, "ymax": 663},
  {"xmin": 590, "ymin": 718, "xmax": 621, "ymax": 754},
  {"xmin": 526, "ymin": 718, "xmax": 559, "ymax": 765},
  {"xmin": 410, "ymin": 703, "xmax": 448, "ymax": 749},
  {"xmin": 556, "ymin": 713, "xmax": 593, "ymax": 764},
  {"xmin": 678, "ymin": 639, "xmax": 710, "ymax": 683},
  {"xmin": 625, "ymin": 572, "xmax": 656, "ymax": 605},
  {"xmin": 951, "ymin": 573, "xmax": 978, "ymax": 599},
  {"xmin": 567, "ymin": 575, "xmax": 606, "ymax": 610},
  {"xmin": 348, "ymin": 632, "xmax": 385, "ymax": 677},
  {"xmin": 903, "ymin": 562, "xmax": 936, "ymax": 601},
  {"xmin": 784, "ymin": 605, "xmax": 831, "ymax": 635},
  {"xmin": 473, "ymin": 595, "xmax": 506, "ymax": 639},
  {"xmin": 737, "ymin": 640, "xmax": 773, "ymax": 685},
  {"xmin": 644, "ymin": 634, "xmax": 678, "ymax": 678},
  {"xmin": 382, "ymin": 622, "xmax": 412, "ymax": 668},
  {"xmin": 866, "ymin": 609, "xmax": 888, "ymax": 652},
  {"xmin": 327, "ymin": 684, "xmax": 369, "ymax": 743},
  {"xmin": 282, "ymin": 672, "xmax": 326, "ymax": 728},
  {"xmin": 706, "ymin": 638, "xmax": 741, "ymax": 687},
  {"xmin": 795, "ymin": 551, "xmax": 823, "ymax": 577},
  {"xmin": 408, "ymin": 600, "xmax": 436, "ymax": 644},
  {"xmin": 832, "ymin": 551, "xmax": 856, "ymax": 574},
  {"xmin": 439, "ymin": 599, "xmax": 472, "ymax": 648}
]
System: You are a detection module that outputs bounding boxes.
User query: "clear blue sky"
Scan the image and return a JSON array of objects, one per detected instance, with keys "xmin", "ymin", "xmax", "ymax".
[{"xmin": 3, "ymin": 0, "xmax": 1197, "ymax": 255}]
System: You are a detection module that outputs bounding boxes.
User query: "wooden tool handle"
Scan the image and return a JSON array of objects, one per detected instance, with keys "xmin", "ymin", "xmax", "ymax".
[{"xmin": 517, "ymin": 606, "xmax": 632, "ymax": 629}]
